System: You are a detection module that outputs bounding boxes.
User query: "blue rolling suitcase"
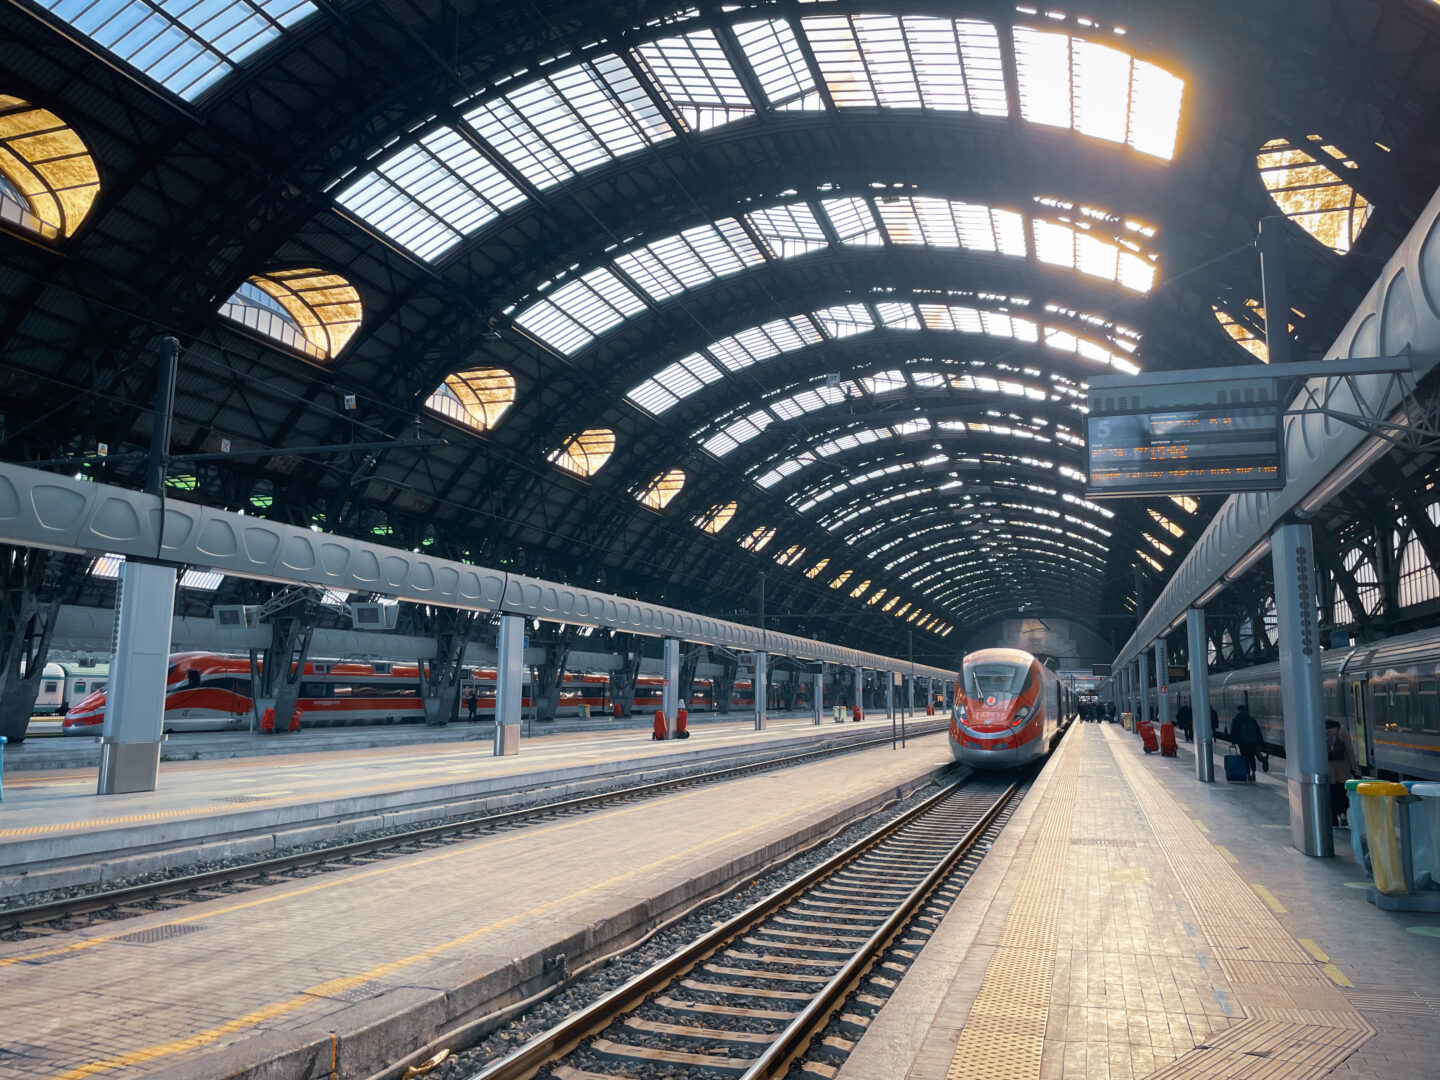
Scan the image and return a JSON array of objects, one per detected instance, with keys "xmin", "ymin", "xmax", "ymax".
[{"xmin": 1224, "ymin": 753, "xmax": 1249, "ymax": 782}]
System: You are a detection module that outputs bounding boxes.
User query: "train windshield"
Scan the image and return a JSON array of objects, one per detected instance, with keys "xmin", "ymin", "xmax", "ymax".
[{"xmin": 963, "ymin": 662, "xmax": 1031, "ymax": 700}]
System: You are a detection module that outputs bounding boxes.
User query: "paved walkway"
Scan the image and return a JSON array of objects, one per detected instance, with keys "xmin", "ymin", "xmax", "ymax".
[
  {"xmin": 0, "ymin": 711, "xmax": 901, "ymax": 841},
  {"xmin": 839, "ymin": 722, "xmax": 1440, "ymax": 1080},
  {"xmin": 0, "ymin": 734, "xmax": 952, "ymax": 1080}
]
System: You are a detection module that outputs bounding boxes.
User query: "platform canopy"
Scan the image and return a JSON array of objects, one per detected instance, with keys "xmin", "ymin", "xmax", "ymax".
[{"xmin": 1, "ymin": 0, "xmax": 1438, "ymax": 657}]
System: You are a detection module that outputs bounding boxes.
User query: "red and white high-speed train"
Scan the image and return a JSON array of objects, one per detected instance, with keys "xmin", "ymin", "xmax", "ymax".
[
  {"xmin": 948, "ymin": 648, "xmax": 1067, "ymax": 768},
  {"xmin": 61, "ymin": 652, "xmax": 765, "ymax": 735}
]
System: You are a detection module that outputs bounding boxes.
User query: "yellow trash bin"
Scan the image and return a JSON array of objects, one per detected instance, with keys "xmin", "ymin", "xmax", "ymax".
[{"xmin": 1359, "ymin": 781, "xmax": 1410, "ymax": 895}]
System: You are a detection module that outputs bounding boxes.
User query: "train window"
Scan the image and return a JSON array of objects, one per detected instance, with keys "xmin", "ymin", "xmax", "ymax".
[
  {"xmin": 44, "ymin": 681, "xmax": 57, "ymax": 693},
  {"xmin": 373, "ymin": 662, "xmax": 392, "ymax": 675},
  {"xmin": 299, "ymin": 681, "xmax": 332, "ymax": 697},
  {"xmin": 1418, "ymin": 679, "xmax": 1438, "ymax": 734},
  {"xmin": 73, "ymin": 682, "xmax": 86, "ymax": 694},
  {"xmin": 187, "ymin": 669, "xmax": 202, "ymax": 689}
]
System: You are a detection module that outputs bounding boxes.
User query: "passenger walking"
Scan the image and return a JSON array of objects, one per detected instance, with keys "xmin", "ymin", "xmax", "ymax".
[
  {"xmin": 1174, "ymin": 702, "xmax": 1193, "ymax": 743},
  {"xmin": 1230, "ymin": 704, "xmax": 1263, "ymax": 781},
  {"xmin": 1326, "ymin": 720, "xmax": 1359, "ymax": 826},
  {"xmin": 465, "ymin": 689, "xmax": 478, "ymax": 722}
]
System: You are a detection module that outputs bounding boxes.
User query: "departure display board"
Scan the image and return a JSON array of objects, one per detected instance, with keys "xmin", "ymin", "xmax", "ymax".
[{"xmin": 1085, "ymin": 403, "xmax": 1283, "ymax": 498}]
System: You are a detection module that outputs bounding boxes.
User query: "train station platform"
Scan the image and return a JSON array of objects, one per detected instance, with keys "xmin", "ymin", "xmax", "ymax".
[
  {"xmin": 839, "ymin": 722, "xmax": 1440, "ymax": 1080},
  {"xmin": 0, "ymin": 732, "xmax": 954, "ymax": 1080},
  {"xmin": 0, "ymin": 712, "xmax": 940, "ymax": 895}
]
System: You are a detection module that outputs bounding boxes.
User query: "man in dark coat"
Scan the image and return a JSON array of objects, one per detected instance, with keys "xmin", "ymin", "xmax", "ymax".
[{"xmin": 1231, "ymin": 704, "xmax": 1263, "ymax": 781}]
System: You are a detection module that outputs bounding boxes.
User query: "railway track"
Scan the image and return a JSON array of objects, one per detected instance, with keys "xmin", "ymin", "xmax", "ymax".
[
  {"xmin": 2, "ymin": 719, "xmax": 947, "ymax": 934},
  {"xmin": 469, "ymin": 774, "xmax": 1022, "ymax": 1080}
]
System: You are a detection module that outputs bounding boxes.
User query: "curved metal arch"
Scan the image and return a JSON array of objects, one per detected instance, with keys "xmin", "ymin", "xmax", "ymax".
[{"xmin": 837, "ymin": 496, "xmax": 1113, "ymax": 562}]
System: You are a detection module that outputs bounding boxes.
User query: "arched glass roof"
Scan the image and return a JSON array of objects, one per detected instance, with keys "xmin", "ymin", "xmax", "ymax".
[
  {"xmin": 326, "ymin": 11, "xmax": 1183, "ymax": 263},
  {"xmin": 508, "ymin": 192, "xmax": 1158, "ymax": 359},
  {"xmin": 29, "ymin": 0, "xmax": 315, "ymax": 100}
]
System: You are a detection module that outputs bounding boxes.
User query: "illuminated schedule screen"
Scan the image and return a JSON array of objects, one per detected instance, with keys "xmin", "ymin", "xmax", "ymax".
[{"xmin": 1085, "ymin": 404, "xmax": 1283, "ymax": 497}]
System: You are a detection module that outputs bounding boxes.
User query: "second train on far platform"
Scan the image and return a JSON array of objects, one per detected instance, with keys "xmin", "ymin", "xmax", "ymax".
[{"xmin": 948, "ymin": 648, "xmax": 1072, "ymax": 769}]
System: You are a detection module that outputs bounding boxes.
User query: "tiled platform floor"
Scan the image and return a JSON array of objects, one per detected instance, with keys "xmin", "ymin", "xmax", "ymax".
[
  {"xmin": 0, "ymin": 734, "xmax": 952, "ymax": 1080},
  {"xmin": 839, "ymin": 723, "xmax": 1440, "ymax": 1080},
  {"xmin": 0, "ymin": 711, "xmax": 894, "ymax": 841}
]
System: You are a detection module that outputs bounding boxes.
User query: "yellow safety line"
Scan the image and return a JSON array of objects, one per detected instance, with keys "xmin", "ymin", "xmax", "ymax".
[
  {"xmin": 1250, "ymin": 883, "xmax": 1287, "ymax": 913},
  {"xmin": 1322, "ymin": 963, "xmax": 1354, "ymax": 988},
  {"xmin": 42, "ymin": 781, "xmax": 881, "ymax": 1080},
  {"xmin": 1192, "ymin": 818, "xmax": 1209, "ymax": 833},
  {"xmin": 1213, "ymin": 844, "xmax": 1238, "ymax": 864},
  {"xmin": 1298, "ymin": 937, "xmax": 1329, "ymax": 963}
]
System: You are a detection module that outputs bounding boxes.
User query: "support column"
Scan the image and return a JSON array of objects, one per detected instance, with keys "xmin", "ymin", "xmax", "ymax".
[
  {"xmin": 1272, "ymin": 523, "xmax": 1332, "ymax": 856},
  {"xmin": 812, "ymin": 669, "xmax": 823, "ymax": 725},
  {"xmin": 854, "ymin": 666, "xmax": 864, "ymax": 719},
  {"xmin": 1155, "ymin": 639, "xmax": 1171, "ymax": 727},
  {"xmin": 493, "ymin": 614, "xmax": 524, "ymax": 756},
  {"xmin": 98, "ymin": 561, "xmax": 176, "ymax": 794},
  {"xmin": 1188, "ymin": 608, "xmax": 1214, "ymax": 782},
  {"xmin": 1138, "ymin": 653, "xmax": 1151, "ymax": 727},
  {"xmin": 753, "ymin": 651, "xmax": 768, "ymax": 730},
  {"xmin": 661, "ymin": 637, "xmax": 680, "ymax": 738}
]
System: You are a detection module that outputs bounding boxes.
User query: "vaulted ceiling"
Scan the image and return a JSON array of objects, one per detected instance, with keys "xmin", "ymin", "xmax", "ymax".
[{"xmin": 2, "ymin": 0, "xmax": 1438, "ymax": 659}]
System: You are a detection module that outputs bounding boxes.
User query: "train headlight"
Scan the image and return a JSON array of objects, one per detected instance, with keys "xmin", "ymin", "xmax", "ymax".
[
  {"xmin": 1014, "ymin": 705, "xmax": 1031, "ymax": 725},
  {"xmin": 952, "ymin": 704, "xmax": 966, "ymax": 722}
]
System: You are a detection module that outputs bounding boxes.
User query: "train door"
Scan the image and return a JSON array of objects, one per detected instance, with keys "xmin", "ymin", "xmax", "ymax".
[{"xmin": 1349, "ymin": 680, "xmax": 1372, "ymax": 771}]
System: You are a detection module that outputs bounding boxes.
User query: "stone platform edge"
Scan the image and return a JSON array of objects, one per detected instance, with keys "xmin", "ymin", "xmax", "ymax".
[{"xmin": 0, "ymin": 722, "xmax": 948, "ymax": 897}]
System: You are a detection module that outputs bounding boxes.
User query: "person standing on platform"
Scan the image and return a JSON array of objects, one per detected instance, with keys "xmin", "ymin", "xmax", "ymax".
[
  {"xmin": 1326, "ymin": 720, "xmax": 1359, "ymax": 825},
  {"xmin": 1231, "ymin": 704, "xmax": 1262, "ymax": 781},
  {"xmin": 465, "ymin": 689, "xmax": 478, "ymax": 722},
  {"xmin": 1175, "ymin": 701, "xmax": 1193, "ymax": 743}
]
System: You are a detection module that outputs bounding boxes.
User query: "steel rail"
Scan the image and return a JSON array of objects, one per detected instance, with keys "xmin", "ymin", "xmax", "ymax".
[
  {"xmin": 470, "ymin": 776, "xmax": 1016, "ymax": 1080},
  {"xmin": 3, "ymin": 719, "xmax": 946, "ymax": 928}
]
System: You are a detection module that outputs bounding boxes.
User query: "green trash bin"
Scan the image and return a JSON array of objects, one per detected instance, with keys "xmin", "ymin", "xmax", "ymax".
[{"xmin": 578, "ymin": 703, "xmax": 590, "ymax": 720}]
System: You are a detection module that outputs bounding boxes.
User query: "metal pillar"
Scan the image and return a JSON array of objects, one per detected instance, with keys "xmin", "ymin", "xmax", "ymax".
[
  {"xmin": 754, "ymin": 651, "xmax": 767, "ymax": 730},
  {"xmin": 493, "ymin": 614, "xmax": 524, "ymax": 756},
  {"xmin": 854, "ymin": 666, "xmax": 864, "ymax": 718},
  {"xmin": 812, "ymin": 669, "xmax": 823, "ymax": 725},
  {"xmin": 887, "ymin": 672, "xmax": 896, "ymax": 748},
  {"xmin": 1258, "ymin": 216, "xmax": 1293, "ymax": 368},
  {"xmin": 1187, "ymin": 609, "xmax": 1214, "ymax": 782},
  {"xmin": 1155, "ymin": 639, "xmax": 1171, "ymax": 727},
  {"xmin": 1272, "ymin": 524, "xmax": 1332, "ymax": 856},
  {"xmin": 97, "ymin": 560, "xmax": 176, "ymax": 794},
  {"xmin": 661, "ymin": 637, "xmax": 680, "ymax": 738},
  {"xmin": 1138, "ymin": 655, "xmax": 1151, "ymax": 727}
]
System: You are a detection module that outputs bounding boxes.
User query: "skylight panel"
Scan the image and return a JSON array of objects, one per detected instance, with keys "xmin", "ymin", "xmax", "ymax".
[
  {"xmin": 862, "ymin": 370, "xmax": 908, "ymax": 395},
  {"xmin": 636, "ymin": 30, "xmax": 754, "ymax": 131},
  {"xmin": 708, "ymin": 316, "xmax": 820, "ymax": 372},
  {"xmin": 805, "ymin": 558, "xmax": 830, "ymax": 579},
  {"xmin": 705, "ymin": 410, "xmax": 774, "ymax": 457},
  {"xmin": 875, "ymin": 197, "xmax": 1026, "ymax": 256},
  {"xmin": 626, "ymin": 353, "xmax": 724, "ymax": 415},
  {"xmin": 337, "ymin": 127, "xmax": 527, "ymax": 262},
  {"xmin": 615, "ymin": 219, "xmax": 763, "ymax": 300},
  {"xmin": 32, "ymin": 0, "xmax": 315, "ymax": 101},
  {"xmin": 830, "ymin": 570, "xmax": 853, "ymax": 590},
  {"xmin": 745, "ymin": 203, "xmax": 830, "ymax": 259},
  {"xmin": 821, "ymin": 197, "xmax": 884, "ymax": 246},
  {"xmin": 637, "ymin": 469, "xmax": 686, "ymax": 510},
  {"xmin": 1012, "ymin": 27, "xmax": 1183, "ymax": 160},
  {"xmin": 734, "ymin": 19, "xmax": 822, "ymax": 111},
  {"xmin": 514, "ymin": 267, "xmax": 645, "ymax": 354},
  {"xmin": 919, "ymin": 305, "xmax": 1038, "ymax": 343},
  {"xmin": 463, "ymin": 55, "xmax": 674, "ymax": 190},
  {"xmin": 876, "ymin": 302, "xmax": 921, "ymax": 329},
  {"xmin": 1032, "ymin": 219, "xmax": 1155, "ymax": 291},
  {"xmin": 813, "ymin": 304, "xmax": 874, "ymax": 339},
  {"xmin": 757, "ymin": 460, "xmax": 804, "ymax": 488},
  {"xmin": 803, "ymin": 14, "xmax": 1007, "ymax": 115}
]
